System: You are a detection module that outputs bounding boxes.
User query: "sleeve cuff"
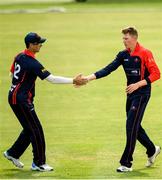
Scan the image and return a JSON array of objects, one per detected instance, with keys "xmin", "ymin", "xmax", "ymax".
[{"xmin": 94, "ymin": 72, "xmax": 100, "ymax": 79}]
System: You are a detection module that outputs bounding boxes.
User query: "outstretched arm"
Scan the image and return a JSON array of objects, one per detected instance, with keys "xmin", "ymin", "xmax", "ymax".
[
  {"xmin": 80, "ymin": 53, "xmax": 123, "ymax": 85},
  {"xmin": 75, "ymin": 57, "xmax": 122, "ymax": 87},
  {"xmin": 45, "ymin": 74, "xmax": 73, "ymax": 84},
  {"xmin": 74, "ymin": 52, "xmax": 124, "ymax": 87},
  {"xmin": 45, "ymin": 74, "xmax": 88, "ymax": 85},
  {"xmin": 94, "ymin": 52, "xmax": 123, "ymax": 79}
]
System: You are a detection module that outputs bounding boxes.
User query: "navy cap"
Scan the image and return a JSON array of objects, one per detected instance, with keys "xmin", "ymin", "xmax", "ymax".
[{"xmin": 24, "ymin": 32, "xmax": 46, "ymax": 44}]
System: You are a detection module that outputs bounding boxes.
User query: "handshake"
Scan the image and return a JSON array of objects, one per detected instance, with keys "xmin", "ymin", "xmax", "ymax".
[{"xmin": 73, "ymin": 74, "xmax": 89, "ymax": 87}]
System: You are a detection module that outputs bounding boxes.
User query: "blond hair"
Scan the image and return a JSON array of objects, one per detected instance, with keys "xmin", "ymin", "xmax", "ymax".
[{"xmin": 122, "ymin": 27, "xmax": 138, "ymax": 37}]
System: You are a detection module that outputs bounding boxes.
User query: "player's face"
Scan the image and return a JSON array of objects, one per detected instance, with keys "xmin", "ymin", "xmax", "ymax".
[
  {"xmin": 30, "ymin": 43, "xmax": 42, "ymax": 53},
  {"xmin": 122, "ymin": 33, "xmax": 137, "ymax": 49}
]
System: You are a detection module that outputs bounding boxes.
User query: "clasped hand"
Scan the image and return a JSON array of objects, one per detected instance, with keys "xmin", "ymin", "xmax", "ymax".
[{"xmin": 73, "ymin": 74, "xmax": 88, "ymax": 87}]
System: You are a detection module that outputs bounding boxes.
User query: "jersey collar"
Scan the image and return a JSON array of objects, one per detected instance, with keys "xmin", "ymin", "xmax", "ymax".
[
  {"xmin": 23, "ymin": 49, "xmax": 35, "ymax": 58},
  {"xmin": 127, "ymin": 42, "xmax": 141, "ymax": 55}
]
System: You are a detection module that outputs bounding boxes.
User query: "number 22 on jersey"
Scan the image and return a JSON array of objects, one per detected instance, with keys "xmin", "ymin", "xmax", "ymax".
[{"xmin": 14, "ymin": 63, "xmax": 21, "ymax": 79}]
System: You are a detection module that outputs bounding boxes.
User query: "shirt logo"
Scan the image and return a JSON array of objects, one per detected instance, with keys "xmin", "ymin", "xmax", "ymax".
[
  {"xmin": 124, "ymin": 59, "xmax": 129, "ymax": 62},
  {"xmin": 131, "ymin": 70, "xmax": 138, "ymax": 74},
  {"xmin": 131, "ymin": 106, "xmax": 137, "ymax": 111},
  {"xmin": 148, "ymin": 58, "xmax": 154, "ymax": 62},
  {"xmin": 41, "ymin": 68, "xmax": 47, "ymax": 73},
  {"xmin": 134, "ymin": 58, "xmax": 139, "ymax": 63},
  {"xmin": 10, "ymin": 84, "xmax": 16, "ymax": 92}
]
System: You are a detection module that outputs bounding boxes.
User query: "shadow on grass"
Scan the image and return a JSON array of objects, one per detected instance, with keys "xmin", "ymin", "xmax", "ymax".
[
  {"xmin": 116, "ymin": 167, "xmax": 157, "ymax": 179},
  {"xmin": 0, "ymin": 168, "xmax": 58, "ymax": 179}
]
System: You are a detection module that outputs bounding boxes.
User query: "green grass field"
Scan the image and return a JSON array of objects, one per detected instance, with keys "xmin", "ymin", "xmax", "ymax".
[{"xmin": 0, "ymin": 0, "xmax": 162, "ymax": 179}]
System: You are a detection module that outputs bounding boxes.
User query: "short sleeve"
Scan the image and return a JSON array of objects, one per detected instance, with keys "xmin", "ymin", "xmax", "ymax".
[{"xmin": 31, "ymin": 61, "xmax": 51, "ymax": 80}]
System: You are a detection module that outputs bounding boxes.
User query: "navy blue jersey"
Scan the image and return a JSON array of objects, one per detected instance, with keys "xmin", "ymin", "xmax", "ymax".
[
  {"xmin": 95, "ymin": 43, "xmax": 160, "ymax": 95},
  {"xmin": 9, "ymin": 49, "xmax": 51, "ymax": 104}
]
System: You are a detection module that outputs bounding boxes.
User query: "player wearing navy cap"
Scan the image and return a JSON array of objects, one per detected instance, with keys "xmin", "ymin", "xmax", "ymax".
[{"xmin": 4, "ymin": 32, "xmax": 87, "ymax": 172}]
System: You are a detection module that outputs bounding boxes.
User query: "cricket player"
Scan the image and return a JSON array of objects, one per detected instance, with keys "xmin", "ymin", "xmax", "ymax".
[
  {"xmin": 4, "ymin": 32, "xmax": 87, "ymax": 172},
  {"xmin": 82, "ymin": 27, "xmax": 161, "ymax": 172}
]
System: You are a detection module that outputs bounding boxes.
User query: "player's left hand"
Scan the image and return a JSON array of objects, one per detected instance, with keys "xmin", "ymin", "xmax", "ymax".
[{"xmin": 126, "ymin": 83, "xmax": 139, "ymax": 94}]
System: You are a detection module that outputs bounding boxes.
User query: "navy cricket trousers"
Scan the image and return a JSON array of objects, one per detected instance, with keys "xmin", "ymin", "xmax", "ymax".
[
  {"xmin": 7, "ymin": 103, "xmax": 46, "ymax": 166},
  {"xmin": 120, "ymin": 94, "xmax": 155, "ymax": 167}
]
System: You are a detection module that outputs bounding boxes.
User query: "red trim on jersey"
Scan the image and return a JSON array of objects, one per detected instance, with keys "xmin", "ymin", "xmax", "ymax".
[
  {"xmin": 27, "ymin": 81, "xmax": 35, "ymax": 103},
  {"xmin": 10, "ymin": 49, "xmax": 35, "ymax": 73},
  {"xmin": 23, "ymin": 49, "xmax": 35, "ymax": 58},
  {"xmin": 28, "ymin": 92, "xmax": 32, "ymax": 103},
  {"xmin": 10, "ymin": 53, "xmax": 22, "ymax": 74},
  {"xmin": 10, "ymin": 60, "xmax": 15, "ymax": 74},
  {"xmin": 128, "ymin": 42, "xmax": 160, "ymax": 83},
  {"xmin": 12, "ymin": 72, "xmax": 26, "ymax": 104},
  {"xmin": 143, "ymin": 50, "xmax": 160, "ymax": 82}
]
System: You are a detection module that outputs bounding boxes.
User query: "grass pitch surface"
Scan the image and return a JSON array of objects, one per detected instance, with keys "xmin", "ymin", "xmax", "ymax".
[{"xmin": 0, "ymin": 0, "xmax": 162, "ymax": 179}]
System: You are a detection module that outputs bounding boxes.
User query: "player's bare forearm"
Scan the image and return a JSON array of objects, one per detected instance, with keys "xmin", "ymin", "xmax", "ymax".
[
  {"xmin": 126, "ymin": 79, "xmax": 147, "ymax": 94},
  {"xmin": 73, "ymin": 74, "xmax": 96, "ymax": 88},
  {"xmin": 85, "ymin": 74, "xmax": 96, "ymax": 81}
]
